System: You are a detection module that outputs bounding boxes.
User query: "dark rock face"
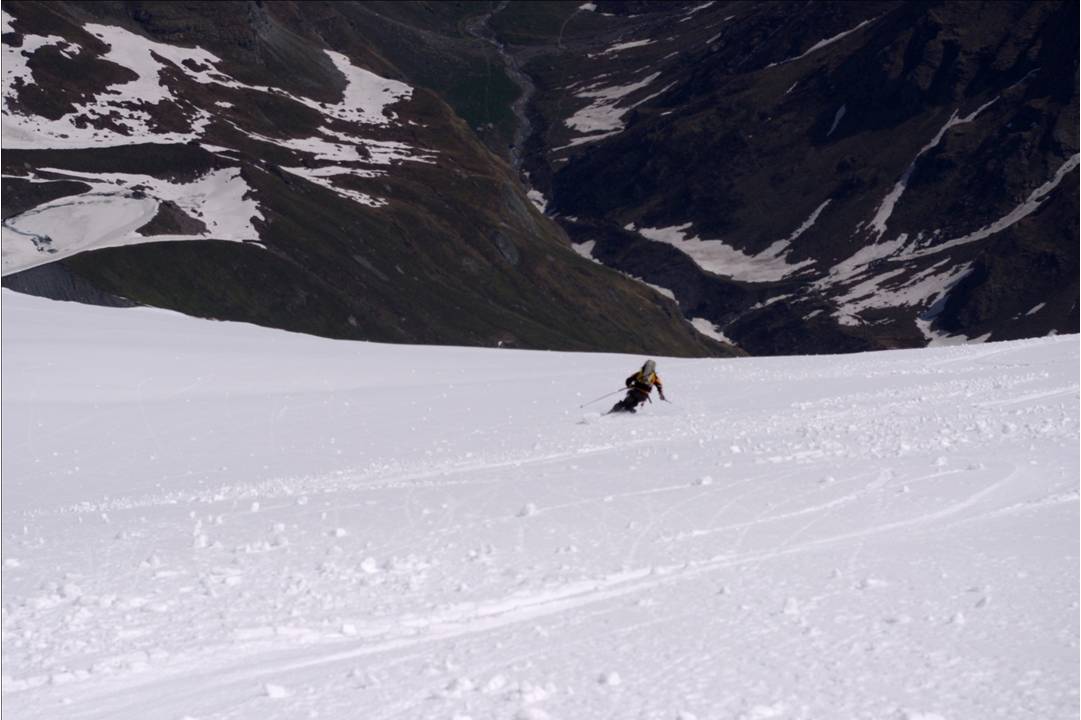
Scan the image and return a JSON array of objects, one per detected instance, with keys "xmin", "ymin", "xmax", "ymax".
[
  {"xmin": 1, "ymin": 1, "xmax": 729, "ymax": 357},
  {"xmin": 1, "ymin": 261, "xmax": 135, "ymax": 307},
  {"xmin": 137, "ymin": 200, "xmax": 208, "ymax": 236},
  {"xmin": 498, "ymin": 0, "xmax": 1079, "ymax": 353}
]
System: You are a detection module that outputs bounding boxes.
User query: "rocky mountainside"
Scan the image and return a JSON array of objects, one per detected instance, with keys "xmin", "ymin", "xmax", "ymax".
[
  {"xmin": 1, "ymin": 1, "xmax": 726, "ymax": 356},
  {"xmin": 497, "ymin": 0, "xmax": 1079, "ymax": 353},
  {"xmin": 2, "ymin": 1, "xmax": 1076, "ymax": 356}
]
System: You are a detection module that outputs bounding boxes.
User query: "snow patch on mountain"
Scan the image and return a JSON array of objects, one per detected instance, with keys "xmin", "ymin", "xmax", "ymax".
[
  {"xmin": 2, "ymin": 19, "xmax": 414, "ymax": 150},
  {"xmin": 767, "ymin": 16, "xmax": 880, "ymax": 68},
  {"xmin": 782, "ymin": 200, "xmax": 831, "ymax": 245},
  {"xmin": 565, "ymin": 72, "xmax": 662, "ymax": 141},
  {"xmin": 902, "ymin": 154, "xmax": 1080, "ymax": 259},
  {"xmin": 1, "ymin": 168, "xmax": 262, "ymax": 275},
  {"xmin": 915, "ymin": 317, "xmax": 980, "ymax": 346},
  {"xmin": 688, "ymin": 317, "xmax": 733, "ymax": 344},
  {"xmin": 630, "ymin": 222, "xmax": 813, "ymax": 282},
  {"xmin": 598, "ymin": 39, "xmax": 656, "ymax": 56},
  {"xmin": 827, "ymin": 105, "xmax": 846, "ymax": 137},
  {"xmin": 834, "ymin": 260, "xmax": 974, "ymax": 327},
  {"xmin": 2, "ymin": 16, "xmax": 427, "ymax": 233},
  {"xmin": 823, "ymin": 233, "xmax": 913, "ymax": 286},
  {"xmin": 323, "ymin": 50, "xmax": 413, "ymax": 126},
  {"xmin": 1026, "ymin": 303, "xmax": 1047, "ymax": 317},
  {"xmin": 681, "ymin": 2, "xmax": 717, "ymax": 20},
  {"xmin": 572, "ymin": 241, "xmax": 676, "ymax": 300},
  {"xmin": 2, "ymin": 23, "xmax": 214, "ymax": 148},
  {"xmin": 281, "ymin": 168, "xmax": 386, "ymax": 208},
  {"xmin": 572, "ymin": 240, "xmax": 598, "ymax": 261},
  {"xmin": 527, "ymin": 189, "xmax": 549, "ymax": 212},
  {"xmin": 1, "ymin": 11, "xmax": 78, "ymax": 90},
  {"xmin": 869, "ymin": 100, "xmax": 998, "ymax": 239}
]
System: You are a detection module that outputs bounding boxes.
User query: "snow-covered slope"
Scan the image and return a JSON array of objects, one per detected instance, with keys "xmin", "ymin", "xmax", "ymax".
[{"xmin": 2, "ymin": 291, "xmax": 1078, "ymax": 720}]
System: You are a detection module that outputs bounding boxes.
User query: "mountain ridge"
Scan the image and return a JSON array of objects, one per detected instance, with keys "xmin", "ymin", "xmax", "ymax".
[
  {"xmin": 2, "ymin": 0, "xmax": 729, "ymax": 356},
  {"xmin": 498, "ymin": 0, "xmax": 1078, "ymax": 353},
  {"xmin": 2, "ymin": 0, "xmax": 1076, "ymax": 355}
]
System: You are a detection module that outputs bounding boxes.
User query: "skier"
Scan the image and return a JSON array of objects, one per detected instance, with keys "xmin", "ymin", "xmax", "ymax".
[{"xmin": 609, "ymin": 359, "xmax": 666, "ymax": 414}]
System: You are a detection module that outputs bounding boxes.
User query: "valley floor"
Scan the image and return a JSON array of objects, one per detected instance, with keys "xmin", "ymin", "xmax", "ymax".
[{"xmin": 1, "ymin": 291, "xmax": 1078, "ymax": 720}]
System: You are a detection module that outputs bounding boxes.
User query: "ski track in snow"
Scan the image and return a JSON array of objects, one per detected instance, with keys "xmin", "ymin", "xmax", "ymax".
[{"xmin": 1, "ymin": 291, "xmax": 1078, "ymax": 720}]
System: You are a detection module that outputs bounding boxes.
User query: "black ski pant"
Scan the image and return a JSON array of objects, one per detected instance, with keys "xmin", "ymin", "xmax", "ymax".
[{"xmin": 610, "ymin": 388, "xmax": 649, "ymax": 413}]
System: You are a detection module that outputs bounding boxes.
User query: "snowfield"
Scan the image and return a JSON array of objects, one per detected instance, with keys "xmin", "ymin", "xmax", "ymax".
[{"xmin": 1, "ymin": 291, "xmax": 1078, "ymax": 720}]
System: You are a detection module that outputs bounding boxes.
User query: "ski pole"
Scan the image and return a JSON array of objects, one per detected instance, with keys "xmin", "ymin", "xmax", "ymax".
[{"xmin": 579, "ymin": 388, "xmax": 627, "ymax": 408}]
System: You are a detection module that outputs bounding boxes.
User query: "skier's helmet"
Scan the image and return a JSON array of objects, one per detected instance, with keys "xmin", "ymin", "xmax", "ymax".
[{"xmin": 642, "ymin": 359, "xmax": 656, "ymax": 376}]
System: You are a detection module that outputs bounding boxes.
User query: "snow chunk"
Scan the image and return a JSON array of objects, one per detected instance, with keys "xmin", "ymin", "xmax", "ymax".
[
  {"xmin": 482, "ymin": 674, "xmax": 507, "ymax": 693},
  {"xmin": 515, "ymin": 709, "xmax": 551, "ymax": 720},
  {"xmin": 442, "ymin": 676, "xmax": 475, "ymax": 697},
  {"xmin": 597, "ymin": 670, "xmax": 622, "ymax": 686}
]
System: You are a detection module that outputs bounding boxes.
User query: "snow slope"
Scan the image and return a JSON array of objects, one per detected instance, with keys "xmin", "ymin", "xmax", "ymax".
[{"xmin": 2, "ymin": 291, "xmax": 1078, "ymax": 720}]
